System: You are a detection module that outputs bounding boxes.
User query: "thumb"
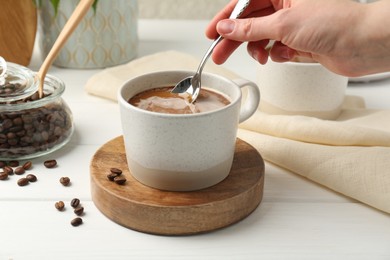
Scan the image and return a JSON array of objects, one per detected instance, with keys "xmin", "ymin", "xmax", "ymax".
[{"xmin": 216, "ymin": 16, "xmax": 280, "ymax": 42}]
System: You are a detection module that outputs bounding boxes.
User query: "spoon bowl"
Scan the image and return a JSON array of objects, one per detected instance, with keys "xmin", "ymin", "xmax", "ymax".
[
  {"xmin": 171, "ymin": 74, "xmax": 201, "ymax": 103},
  {"xmin": 171, "ymin": 0, "xmax": 251, "ymax": 103}
]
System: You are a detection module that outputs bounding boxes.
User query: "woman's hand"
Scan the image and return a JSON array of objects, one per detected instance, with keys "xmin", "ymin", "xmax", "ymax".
[{"xmin": 206, "ymin": 0, "xmax": 390, "ymax": 77}]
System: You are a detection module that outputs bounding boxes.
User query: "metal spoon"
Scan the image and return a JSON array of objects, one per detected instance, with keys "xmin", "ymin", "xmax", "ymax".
[
  {"xmin": 37, "ymin": 0, "xmax": 94, "ymax": 98},
  {"xmin": 171, "ymin": 0, "xmax": 251, "ymax": 103}
]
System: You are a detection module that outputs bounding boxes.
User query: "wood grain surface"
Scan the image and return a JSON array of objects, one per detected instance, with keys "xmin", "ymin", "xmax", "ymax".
[
  {"xmin": 0, "ymin": 1, "xmax": 37, "ymax": 66},
  {"xmin": 90, "ymin": 136, "xmax": 265, "ymax": 235}
]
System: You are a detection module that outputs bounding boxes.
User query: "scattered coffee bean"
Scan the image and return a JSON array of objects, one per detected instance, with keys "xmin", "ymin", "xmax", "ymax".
[
  {"xmin": 17, "ymin": 177, "xmax": 29, "ymax": 186},
  {"xmin": 107, "ymin": 172, "xmax": 118, "ymax": 181},
  {"xmin": 14, "ymin": 166, "xmax": 25, "ymax": 175},
  {"xmin": 55, "ymin": 201, "xmax": 65, "ymax": 211},
  {"xmin": 0, "ymin": 161, "xmax": 6, "ymax": 168},
  {"xmin": 71, "ymin": 217, "xmax": 83, "ymax": 227},
  {"xmin": 74, "ymin": 206, "xmax": 84, "ymax": 216},
  {"xmin": 22, "ymin": 161, "xmax": 32, "ymax": 170},
  {"xmin": 114, "ymin": 175, "xmax": 127, "ymax": 185},
  {"xmin": 59, "ymin": 176, "xmax": 70, "ymax": 186},
  {"xmin": 110, "ymin": 168, "xmax": 122, "ymax": 175},
  {"xmin": 3, "ymin": 166, "xmax": 13, "ymax": 175},
  {"xmin": 70, "ymin": 198, "xmax": 80, "ymax": 208},
  {"xmin": 8, "ymin": 160, "xmax": 19, "ymax": 167},
  {"xmin": 26, "ymin": 174, "xmax": 37, "ymax": 182},
  {"xmin": 107, "ymin": 168, "xmax": 124, "ymax": 182},
  {"xmin": 0, "ymin": 172, "xmax": 8, "ymax": 180},
  {"xmin": 44, "ymin": 159, "xmax": 57, "ymax": 168}
]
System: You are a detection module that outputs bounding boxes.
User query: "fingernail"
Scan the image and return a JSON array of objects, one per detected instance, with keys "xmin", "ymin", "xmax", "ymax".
[{"xmin": 217, "ymin": 20, "xmax": 235, "ymax": 34}]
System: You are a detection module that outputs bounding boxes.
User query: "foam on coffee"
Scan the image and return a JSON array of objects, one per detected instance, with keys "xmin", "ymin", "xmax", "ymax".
[{"xmin": 128, "ymin": 86, "xmax": 230, "ymax": 114}]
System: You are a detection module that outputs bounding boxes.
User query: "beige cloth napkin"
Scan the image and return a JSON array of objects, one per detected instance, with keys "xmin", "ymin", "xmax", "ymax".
[
  {"xmin": 85, "ymin": 50, "xmax": 390, "ymax": 214},
  {"xmin": 239, "ymin": 99, "xmax": 390, "ymax": 214}
]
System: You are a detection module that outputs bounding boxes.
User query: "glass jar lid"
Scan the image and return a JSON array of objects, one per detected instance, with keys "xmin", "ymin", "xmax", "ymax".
[{"xmin": 0, "ymin": 57, "xmax": 39, "ymax": 102}]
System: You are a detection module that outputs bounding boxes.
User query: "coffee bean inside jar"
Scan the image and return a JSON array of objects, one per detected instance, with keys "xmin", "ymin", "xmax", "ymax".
[{"xmin": 0, "ymin": 73, "xmax": 74, "ymax": 159}]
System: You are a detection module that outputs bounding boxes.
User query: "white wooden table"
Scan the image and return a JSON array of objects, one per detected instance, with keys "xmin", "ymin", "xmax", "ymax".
[{"xmin": 1, "ymin": 20, "xmax": 389, "ymax": 260}]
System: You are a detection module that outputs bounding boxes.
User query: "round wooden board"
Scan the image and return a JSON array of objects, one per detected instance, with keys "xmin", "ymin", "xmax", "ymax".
[{"xmin": 90, "ymin": 136, "xmax": 264, "ymax": 235}]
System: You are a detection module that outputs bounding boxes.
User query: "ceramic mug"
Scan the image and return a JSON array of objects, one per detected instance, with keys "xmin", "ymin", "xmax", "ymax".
[
  {"xmin": 257, "ymin": 60, "xmax": 348, "ymax": 120},
  {"xmin": 118, "ymin": 70, "xmax": 260, "ymax": 191}
]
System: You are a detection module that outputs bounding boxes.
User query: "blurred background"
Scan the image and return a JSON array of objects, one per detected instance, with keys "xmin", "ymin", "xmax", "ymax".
[{"xmin": 139, "ymin": 0, "xmax": 229, "ymax": 20}]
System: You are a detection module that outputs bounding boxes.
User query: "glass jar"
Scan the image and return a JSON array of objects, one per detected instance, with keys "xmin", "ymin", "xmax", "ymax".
[
  {"xmin": 0, "ymin": 61, "xmax": 38, "ymax": 102},
  {"xmin": 0, "ymin": 61, "xmax": 74, "ymax": 160}
]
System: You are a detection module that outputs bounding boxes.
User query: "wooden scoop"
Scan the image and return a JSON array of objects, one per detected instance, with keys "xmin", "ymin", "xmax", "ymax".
[{"xmin": 37, "ymin": 0, "xmax": 95, "ymax": 98}]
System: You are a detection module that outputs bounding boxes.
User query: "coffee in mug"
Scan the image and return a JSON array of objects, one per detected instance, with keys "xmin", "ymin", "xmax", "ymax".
[
  {"xmin": 119, "ymin": 71, "xmax": 260, "ymax": 191},
  {"xmin": 128, "ymin": 86, "xmax": 230, "ymax": 114}
]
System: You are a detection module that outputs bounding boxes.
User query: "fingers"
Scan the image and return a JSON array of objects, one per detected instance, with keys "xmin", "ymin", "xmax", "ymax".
[
  {"xmin": 269, "ymin": 41, "xmax": 295, "ymax": 62},
  {"xmin": 206, "ymin": 0, "xmax": 240, "ymax": 40},
  {"xmin": 206, "ymin": 2, "xmax": 277, "ymax": 64},
  {"xmin": 217, "ymin": 15, "xmax": 280, "ymax": 43},
  {"xmin": 269, "ymin": 41, "xmax": 315, "ymax": 63},
  {"xmin": 210, "ymin": 13, "xmax": 278, "ymax": 64},
  {"xmin": 212, "ymin": 39, "xmax": 243, "ymax": 64},
  {"xmin": 247, "ymin": 40, "xmax": 270, "ymax": 64},
  {"xmin": 206, "ymin": 1, "xmax": 275, "ymax": 40},
  {"xmin": 212, "ymin": 39, "xmax": 271, "ymax": 65}
]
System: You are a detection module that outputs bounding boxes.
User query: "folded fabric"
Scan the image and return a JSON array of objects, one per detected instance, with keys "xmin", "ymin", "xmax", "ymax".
[
  {"xmin": 240, "ymin": 96, "xmax": 390, "ymax": 147},
  {"xmin": 238, "ymin": 98, "xmax": 390, "ymax": 214},
  {"xmin": 85, "ymin": 50, "xmax": 390, "ymax": 214},
  {"xmin": 238, "ymin": 128, "xmax": 390, "ymax": 213}
]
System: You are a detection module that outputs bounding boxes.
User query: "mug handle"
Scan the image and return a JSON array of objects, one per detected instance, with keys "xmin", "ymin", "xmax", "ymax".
[{"xmin": 233, "ymin": 79, "xmax": 260, "ymax": 123}]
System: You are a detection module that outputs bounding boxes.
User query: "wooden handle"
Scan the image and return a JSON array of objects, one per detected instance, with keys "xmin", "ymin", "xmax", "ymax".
[{"xmin": 37, "ymin": 0, "xmax": 95, "ymax": 98}]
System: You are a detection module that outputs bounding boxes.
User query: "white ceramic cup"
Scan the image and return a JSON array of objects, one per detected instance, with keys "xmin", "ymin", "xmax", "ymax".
[
  {"xmin": 257, "ymin": 60, "xmax": 348, "ymax": 120},
  {"xmin": 118, "ymin": 70, "xmax": 260, "ymax": 191}
]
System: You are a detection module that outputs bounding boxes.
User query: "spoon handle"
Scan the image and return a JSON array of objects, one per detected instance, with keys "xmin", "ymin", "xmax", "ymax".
[
  {"xmin": 37, "ymin": 0, "xmax": 95, "ymax": 98},
  {"xmin": 196, "ymin": 0, "xmax": 251, "ymax": 74},
  {"xmin": 230, "ymin": 0, "xmax": 251, "ymax": 19},
  {"xmin": 196, "ymin": 36, "xmax": 223, "ymax": 75}
]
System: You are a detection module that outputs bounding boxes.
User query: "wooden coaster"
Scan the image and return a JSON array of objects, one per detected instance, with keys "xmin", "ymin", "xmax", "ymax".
[{"xmin": 90, "ymin": 136, "xmax": 264, "ymax": 235}]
